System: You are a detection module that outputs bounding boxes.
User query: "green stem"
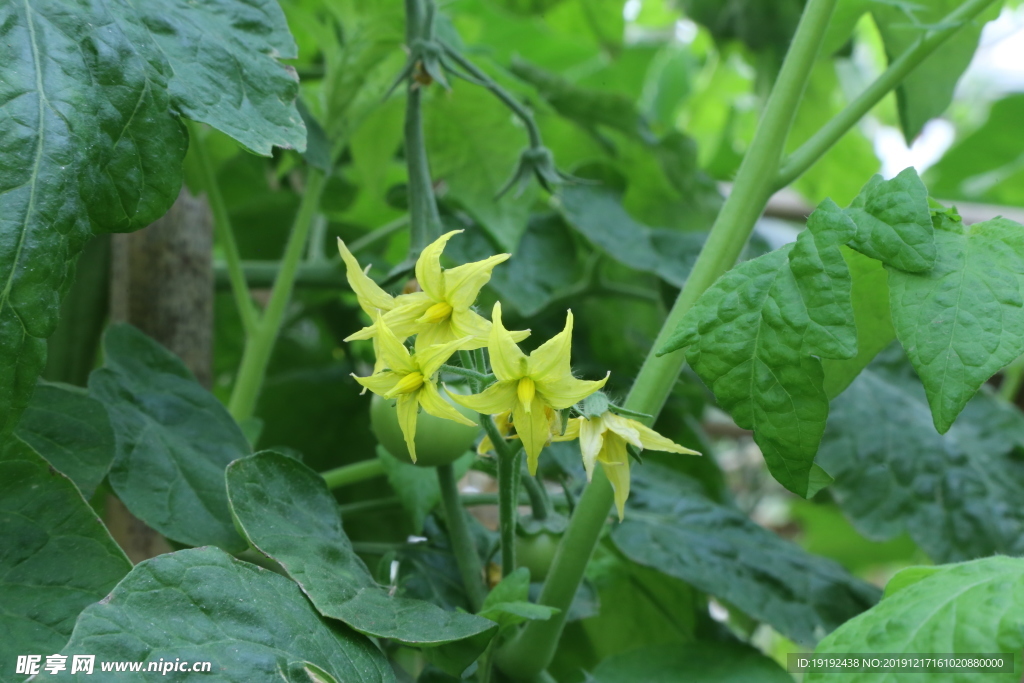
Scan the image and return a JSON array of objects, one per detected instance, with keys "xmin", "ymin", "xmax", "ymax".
[
  {"xmin": 776, "ymin": 0, "xmax": 1000, "ymax": 189},
  {"xmin": 443, "ymin": 363, "xmax": 492, "ymax": 386},
  {"xmin": 321, "ymin": 458, "xmax": 387, "ymax": 489},
  {"xmin": 437, "ymin": 463, "xmax": 487, "ymax": 611},
  {"xmin": 521, "ymin": 470, "xmax": 549, "ymax": 521},
  {"xmin": 495, "ymin": 0, "xmax": 838, "ymax": 677},
  {"xmin": 481, "ymin": 414, "xmax": 522, "ymax": 577},
  {"xmin": 188, "ymin": 121, "xmax": 260, "ymax": 337},
  {"xmin": 337, "ymin": 491, "xmax": 566, "ymax": 517},
  {"xmin": 440, "ymin": 44, "xmax": 543, "ymax": 147},
  {"xmin": 347, "ymin": 215, "xmax": 410, "ymax": 253},
  {"xmin": 228, "ymin": 169, "xmax": 327, "ymax": 422}
]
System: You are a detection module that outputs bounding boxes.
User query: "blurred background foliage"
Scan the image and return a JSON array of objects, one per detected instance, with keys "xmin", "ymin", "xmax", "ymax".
[{"xmin": 48, "ymin": 0, "xmax": 1024, "ymax": 677}]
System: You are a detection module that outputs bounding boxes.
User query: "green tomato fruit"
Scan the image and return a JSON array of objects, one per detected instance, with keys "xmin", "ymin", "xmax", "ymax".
[
  {"xmin": 370, "ymin": 385, "xmax": 479, "ymax": 467},
  {"xmin": 515, "ymin": 531, "xmax": 561, "ymax": 582}
]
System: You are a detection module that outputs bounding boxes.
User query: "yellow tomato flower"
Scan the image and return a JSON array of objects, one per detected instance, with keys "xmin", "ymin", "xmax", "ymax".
[
  {"xmin": 556, "ymin": 413, "xmax": 700, "ymax": 520},
  {"xmin": 452, "ymin": 302, "xmax": 608, "ymax": 474},
  {"xmin": 352, "ymin": 315, "xmax": 476, "ymax": 463},
  {"xmin": 345, "ymin": 230, "xmax": 527, "ymax": 350},
  {"xmin": 337, "ymin": 238, "xmax": 401, "ymax": 374}
]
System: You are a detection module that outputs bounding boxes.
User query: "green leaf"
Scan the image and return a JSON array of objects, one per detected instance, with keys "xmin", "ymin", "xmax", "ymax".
[
  {"xmin": 678, "ymin": 0, "xmax": 804, "ymax": 55},
  {"xmin": 56, "ymin": 547, "xmax": 394, "ymax": 682},
  {"xmin": 479, "ymin": 568, "xmax": 558, "ymax": 633},
  {"xmin": 444, "ymin": 217, "xmax": 585, "ymax": 318},
  {"xmin": 425, "ymin": 84, "xmax": 537, "ymax": 250},
  {"xmin": 872, "ymin": 1, "xmax": 998, "ymax": 143},
  {"xmin": 591, "ymin": 642, "xmax": 792, "ymax": 683},
  {"xmin": 612, "ymin": 463, "xmax": 880, "ymax": 645},
  {"xmin": 844, "ymin": 168, "xmax": 934, "ymax": 273},
  {"xmin": 88, "ymin": 324, "xmax": 248, "ymax": 552},
  {"xmin": 14, "ymin": 381, "xmax": 115, "ymax": 499},
  {"xmin": 659, "ymin": 200, "xmax": 858, "ymax": 495},
  {"xmin": 226, "ymin": 452, "xmax": 496, "ymax": 671},
  {"xmin": 925, "ymin": 94, "xmax": 1024, "ymax": 203},
  {"xmin": 558, "ymin": 185, "xmax": 705, "ymax": 288},
  {"xmin": 808, "ymin": 556, "xmax": 1024, "ymax": 682},
  {"xmin": 0, "ymin": 437, "xmax": 131, "ymax": 668},
  {"xmin": 0, "ymin": 0, "xmax": 305, "ymax": 436},
  {"xmin": 821, "ymin": 248, "xmax": 895, "ymax": 399},
  {"xmin": 509, "ymin": 58, "xmax": 652, "ymax": 141},
  {"xmin": 888, "ymin": 216, "xmax": 1024, "ymax": 433},
  {"xmin": 818, "ymin": 356, "xmax": 1024, "ymax": 562},
  {"xmin": 377, "ymin": 446, "xmax": 476, "ymax": 534}
]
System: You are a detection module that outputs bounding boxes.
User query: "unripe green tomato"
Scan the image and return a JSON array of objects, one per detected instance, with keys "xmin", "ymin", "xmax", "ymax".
[
  {"xmin": 515, "ymin": 531, "xmax": 561, "ymax": 582},
  {"xmin": 370, "ymin": 385, "xmax": 479, "ymax": 467}
]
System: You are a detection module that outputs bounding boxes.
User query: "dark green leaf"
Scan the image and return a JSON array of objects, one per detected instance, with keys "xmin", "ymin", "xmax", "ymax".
[
  {"xmin": 15, "ymin": 381, "xmax": 114, "ymax": 499},
  {"xmin": 678, "ymin": 0, "xmax": 804, "ymax": 54},
  {"xmin": 591, "ymin": 642, "xmax": 792, "ymax": 683},
  {"xmin": 88, "ymin": 324, "xmax": 248, "ymax": 552},
  {"xmin": 844, "ymin": 168, "xmax": 934, "ymax": 273},
  {"xmin": 659, "ymin": 200, "xmax": 857, "ymax": 495},
  {"xmin": 818, "ymin": 357, "xmax": 1024, "ymax": 562},
  {"xmin": 888, "ymin": 216, "xmax": 1024, "ymax": 432},
  {"xmin": 0, "ymin": 437, "xmax": 130, "ymax": 667},
  {"xmin": 558, "ymin": 185, "xmax": 705, "ymax": 288},
  {"xmin": 426, "ymin": 84, "xmax": 537, "ymax": 250},
  {"xmin": 226, "ymin": 452, "xmax": 496, "ymax": 669},
  {"xmin": 0, "ymin": 0, "xmax": 304, "ymax": 435},
  {"xmin": 808, "ymin": 556, "xmax": 1024, "ymax": 682},
  {"xmin": 612, "ymin": 463, "xmax": 880, "ymax": 645},
  {"xmin": 55, "ymin": 547, "xmax": 394, "ymax": 682},
  {"xmin": 378, "ymin": 447, "xmax": 476, "ymax": 534}
]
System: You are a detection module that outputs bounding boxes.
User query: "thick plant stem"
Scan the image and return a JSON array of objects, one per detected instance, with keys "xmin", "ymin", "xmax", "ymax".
[
  {"xmin": 228, "ymin": 170, "xmax": 327, "ymax": 422},
  {"xmin": 776, "ymin": 0, "xmax": 1001, "ymax": 188},
  {"xmin": 188, "ymin": 122, "xmax": 260, "ymax": 337},
  {"xmin": 321, "ymin": 459, "xmax": 387, "ymax": 490},
  {"xmin": 495, "ymin": 0, "xmax": 838, "ymax": 677},
  {"xmin": 437, "ymin": 462, "xmax": 487, "ymax": 612}
]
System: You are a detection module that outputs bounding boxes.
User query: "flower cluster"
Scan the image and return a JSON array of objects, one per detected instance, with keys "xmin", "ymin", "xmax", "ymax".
[{"xmin": 340, "ymin": 230, "xmax": 698, "ymax": 513}]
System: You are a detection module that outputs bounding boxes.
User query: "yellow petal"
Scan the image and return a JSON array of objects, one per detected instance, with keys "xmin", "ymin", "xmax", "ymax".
[
  {"xmin": 379, "ymin": 294, "xmax": 433, "ymax": 338},
  {"xmin": 536, "ymin": 372, "xmax": 609, "ymax": 411},
  {"xmin": 384, "ymin": 371, "xmax": 425, "ymax": 398},
  {"xmin": 353, "ymin": 371, "xmax": 401, "ymax": 397},
  {"xmin": 599, "ymin": 434, "xmax": 630, "ymax": 522},
  {"xmin": 448, "ymin": 309, "xmax": 493, "ymax": 350},
  {"xmin": 515, "ymin": 395, "xmax": 550, "ymax": 475},
  {"xmin": 374, "ymin": 313, "xmax": 416, "ymax": 375},
  {"xmin": 578, "ymin": 416, "xmax": 605, "ymax": 481},
  {"xmin": 416, "ymin": 337, "xmax": 472, "ymax": 378},
  {"xmin": 415, "ymin": 230, "xmax": 460, "ymax": 301},
  {"xmin": 338, "ymin": 238, "xmax": 394, "ymax": 314},
  {"xmin": 552, "ymin": 416, "xmax": 582, "ymax": 442},
  {"xmin": 527, "ymin": 310, "xmax": 573, "ymax": 382},
  {"xmin": 419, "ymin": 382, "xmax": 477, "ymax": 427},
  {"xmin": 488, "ymin": 302, "xmax": 528, "ymax": 381},
  {"xmin": 602, "ymin": 413, "xmax": 643, "ymax": 450},
  {"xmin": 449, "ymin": 380, "xmax": 518, "ymax": 415},
  {"xmin": 633, "ymin": 420, "xmax": 701, "ymax": 455},
  {"xmin": 442, "ymin": 253, "xmax": 510, "ymax": 310},
  {"xmin": 396, "ymin": 393, "xmax": 420, "ymax": 463}
]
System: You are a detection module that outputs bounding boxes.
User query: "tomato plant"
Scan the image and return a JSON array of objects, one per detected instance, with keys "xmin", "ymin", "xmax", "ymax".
[{"xmin": 5, "ymin": 0, "xmax": 1024, "ymax": 681}]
